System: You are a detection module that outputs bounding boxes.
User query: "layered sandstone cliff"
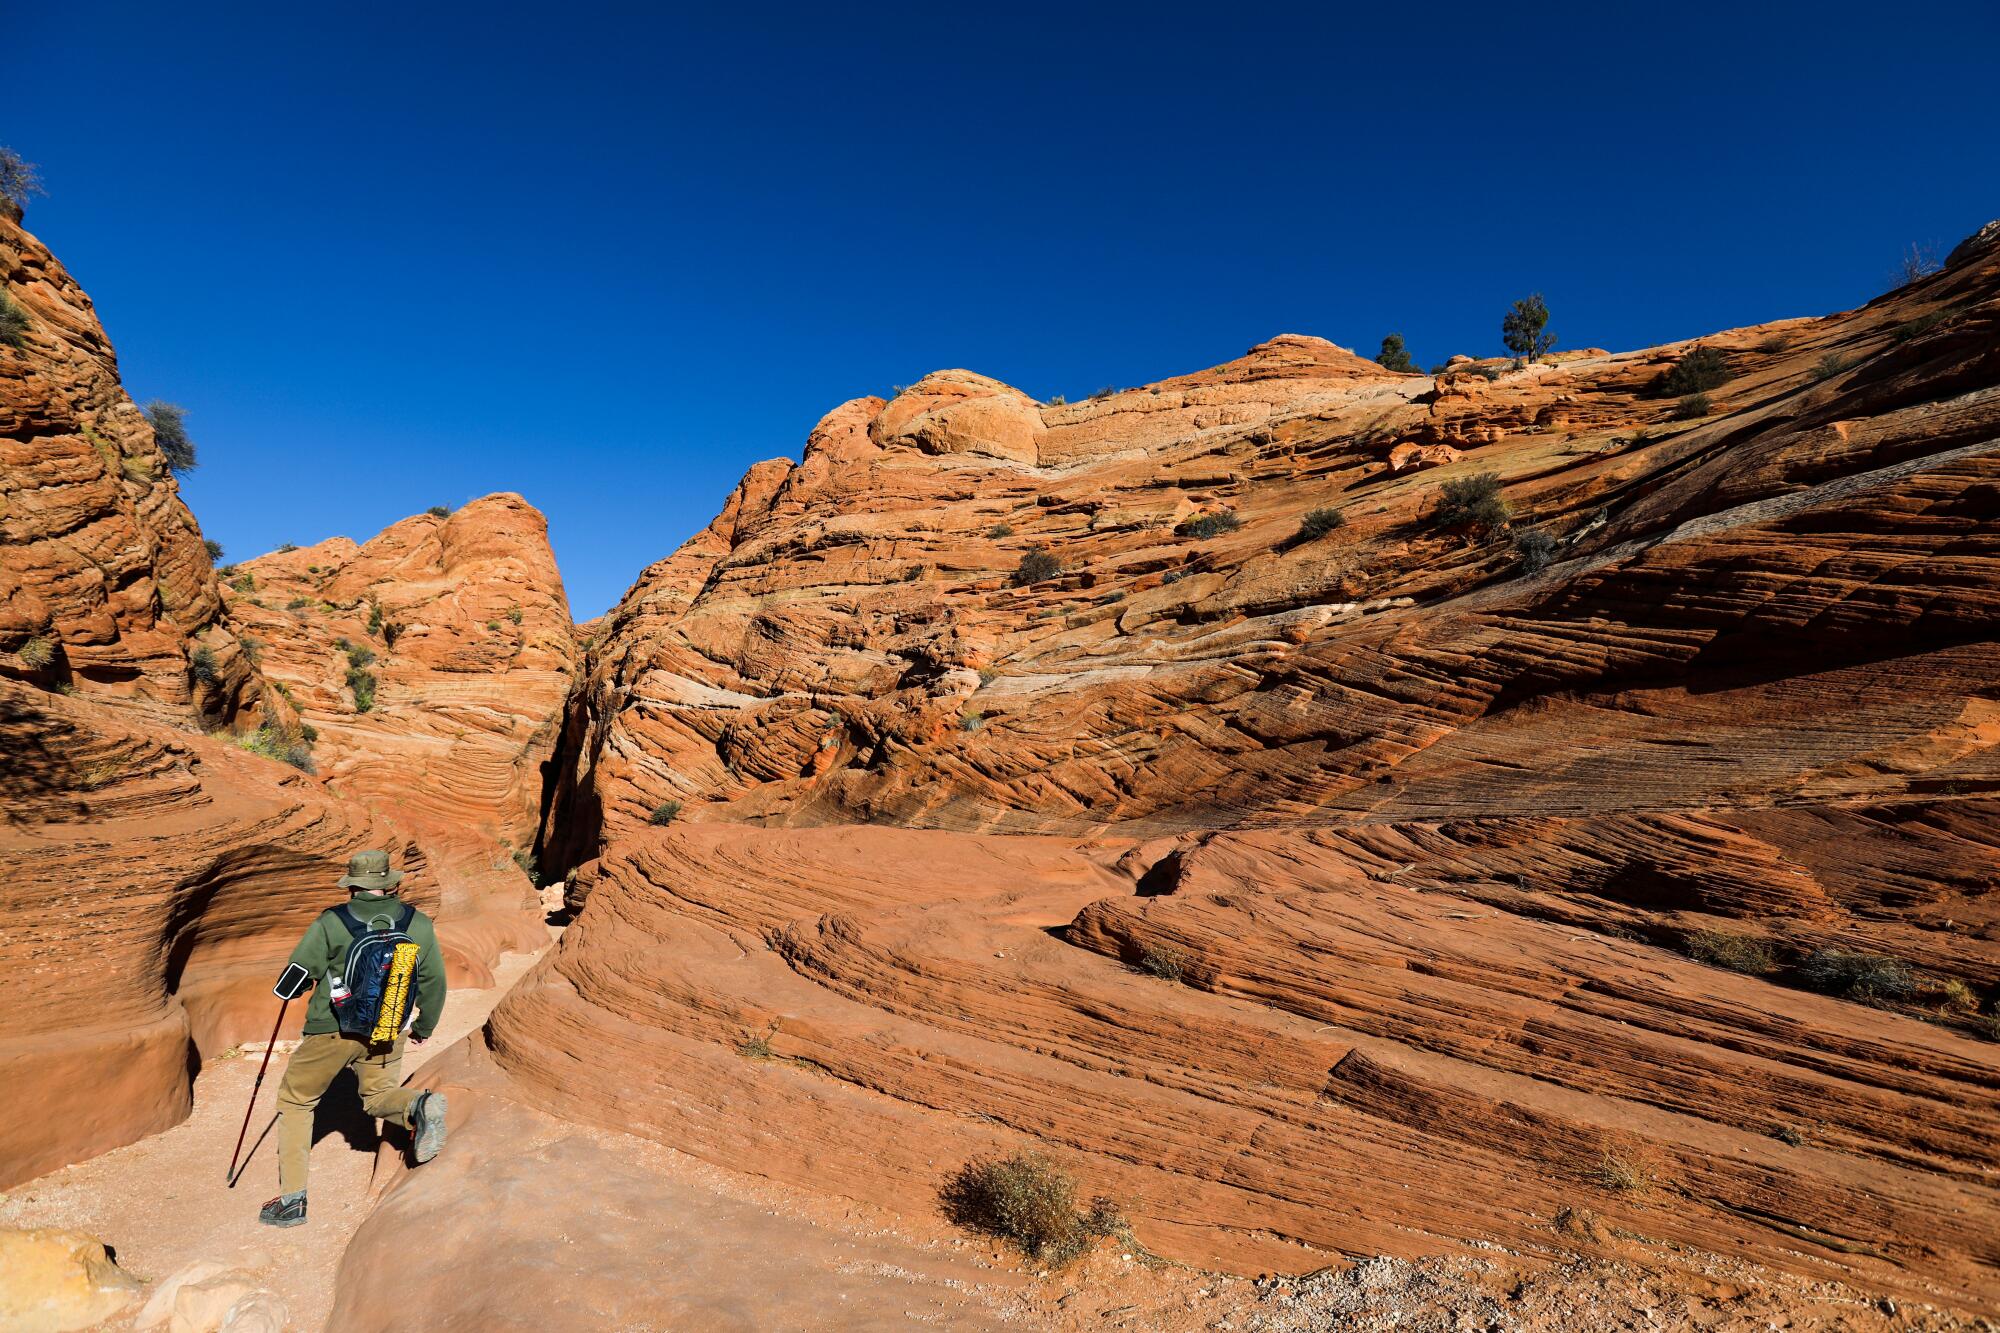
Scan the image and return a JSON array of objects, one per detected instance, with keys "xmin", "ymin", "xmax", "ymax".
[
  {"xmin": 0, "ymin": 214, "xmax": 555, "ymax": 1187},
  {"xmin": 484, "ymin": 226, "xmax": 2000, "ymax": 1313},
  {"xmin": 0, "ymin": 206, "xmax": 262, "ymax": 723},
  {"xmin": 224, "ymin": 495, "xmax": 573, "ymax": 973}
]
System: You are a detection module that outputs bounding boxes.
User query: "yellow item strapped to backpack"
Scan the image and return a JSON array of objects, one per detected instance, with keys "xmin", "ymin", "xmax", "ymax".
[{"xmin": 370, "ymin": 941, "xmax": 422, "ymax": 1044}]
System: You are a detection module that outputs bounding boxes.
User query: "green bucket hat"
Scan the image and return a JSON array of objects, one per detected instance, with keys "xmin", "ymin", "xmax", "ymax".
[{"xmin": 337, "ymin": 849, "xmax": 404, "ymax": 893}]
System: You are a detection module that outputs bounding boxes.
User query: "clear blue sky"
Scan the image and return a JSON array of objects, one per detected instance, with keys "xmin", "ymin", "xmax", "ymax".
[{"xmin": 10, "ymin": 3, "xmax": 1996, "ymax": 617}]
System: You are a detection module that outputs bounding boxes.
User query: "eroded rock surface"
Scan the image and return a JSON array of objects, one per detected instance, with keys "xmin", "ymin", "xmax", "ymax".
[
  {"xmin": 498, "ymin": 224, "xmax": 2000, "ymax": 1314},
  {"xmin": 1, "ymin": 208, "xmax": 261, "ymax": 723},
  {"xmin": 225, "ymin": 495, "xmax": 571, "ymax": 978}
]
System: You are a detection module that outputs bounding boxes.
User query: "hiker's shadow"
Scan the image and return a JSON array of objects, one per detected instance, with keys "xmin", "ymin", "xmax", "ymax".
[{"xmin": 310, "ymin": 1067, "xmax": 408, "ymax": 1156}]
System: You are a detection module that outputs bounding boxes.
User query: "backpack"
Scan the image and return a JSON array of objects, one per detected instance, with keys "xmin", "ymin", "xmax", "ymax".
[{"xmin": 325, "ymin": 901, "xmax": 423, "ymax": 1044}]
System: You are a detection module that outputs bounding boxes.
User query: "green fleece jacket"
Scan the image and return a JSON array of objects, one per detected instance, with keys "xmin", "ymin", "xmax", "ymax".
[{"xmin": 284, "ymin": 892, "xmax": 447, "ymax": 1040}]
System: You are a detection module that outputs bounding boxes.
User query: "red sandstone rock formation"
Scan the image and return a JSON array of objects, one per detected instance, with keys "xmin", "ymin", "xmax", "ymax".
[
  {"xmin": 225, "ymin": 496, "xmax": 572, "ymax": 978},
  {"xmin": 1, "ymin": 207, "xmax": 263, "ymax": 723},
  {"xmin": 489, "ymin": 224, "xmax": 2000, "ymax": 1314},
  {"xmin": 0, "ymin": 219, "xmax": 553, "ymax": 1187}
]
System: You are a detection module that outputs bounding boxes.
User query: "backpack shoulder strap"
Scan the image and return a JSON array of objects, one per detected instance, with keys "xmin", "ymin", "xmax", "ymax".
[
  {"xmin": 332, "ymin": 904, "xmax": 367, "ymax": 937},
  {"xmin": 397, "ymin": 903, "xmax": 416, "ymax": 933}
]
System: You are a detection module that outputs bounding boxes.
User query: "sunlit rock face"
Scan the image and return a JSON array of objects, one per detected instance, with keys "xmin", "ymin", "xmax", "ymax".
[{"xmin": 498, "ymin": 224, "xmax": 2000, "ymax": 1309}]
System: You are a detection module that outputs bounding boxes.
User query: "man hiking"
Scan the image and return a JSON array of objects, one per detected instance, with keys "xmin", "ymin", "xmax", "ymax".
[{"xmin": 259, "ymin": 849, "xmax": 449, "ymax": 1227}]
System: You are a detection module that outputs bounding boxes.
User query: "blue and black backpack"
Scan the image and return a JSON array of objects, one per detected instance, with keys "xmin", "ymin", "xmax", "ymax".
[{"xmin": 326, "ymin": 902, "xmax": 424, "ymax": 1044}]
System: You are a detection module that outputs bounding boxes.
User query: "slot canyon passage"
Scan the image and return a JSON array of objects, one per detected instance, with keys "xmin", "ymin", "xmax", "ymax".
[{"xmin": 3, "ymin": 194, "xmax": 1999, "ymax": 1330}]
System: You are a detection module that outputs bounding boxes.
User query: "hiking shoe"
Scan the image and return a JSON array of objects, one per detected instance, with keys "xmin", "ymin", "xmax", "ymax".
[
  {"xmin": 411, "ymin": 1091, "xmax": 448, "ymax": 1164},
  {"xmin": 258, "ymin": 1192, "xmax": 307, "ymax": 1227}
]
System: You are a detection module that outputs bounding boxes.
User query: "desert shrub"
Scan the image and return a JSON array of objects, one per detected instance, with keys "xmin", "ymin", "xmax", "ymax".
[
  {"xmin": 381, "ymin": 620, "xmax": 402, "ymax": 647},
  {"xmin": 345, "ymin": 643, "xmax": 375, "ymax": 667},
  {"xmin": 649, "ymin": 799, "xmax": 682, "ymax": 826},
  {"xmin": 960, "ymin": 710, "xmax": 985, "ymax": 732},
  {"xmin": 1756, "ymin": 333, "xmax": 1792, "ymax": 354},
  {"xmin": 1512, "ymin": 526, "xmax": 1557, "ymax": 574},
  {"xmin": 506, "ymin": 605, "xmax": 524, "ymax": 624},
  {"xmin": 1296, "ymin": 507, "xmax": 1346, "ymax": 541},
  {"xmin": 1671, "ymin": 392, "xmax": 1712, "ymax": 421},
  {"xmin": 239, "ymin": 635, "xmax": 262, "ymax": 666},
  {"xmin": 1895, "ymin": 241, "xmax": 1941, "ymax": 286},
  {"xmin": 189, "ymin": 645, "xmax": 218, "ymax": 684},
  {"xmin": 345, "ymin": 666, "xmax": 377, "ymax": 713},
  {"xmin": 17, "ymin": 635, "xmax": 55, "ymax": 670},
  {"xmin": 1089, "ymin": 385, "xmax": 1119, "ymax": 400},
  {"xmin": 1501, "ymin": 293, "xmax": 1556, "ymax": 363},
  {"xmin": 1773, "ymin": 1124, "xmax": 1806, "ymax": 1146},
  {"xmin": 1138, "ymin": 943, "xmax": 1186, "ymax": 983},
  {"xmin": 1809, "ymin": 353, "xmax": 1851, "ymax": 382},
  {"xmin": 144, "ymin": 401, "xmax": 197, "ymax": 474},
  {"xmin": 237, "ymin": 721, "xmax": 315, "ymax": 773},
  {"xmin": 738, "ymin": 1032, "xmax": 776, "ymax": 1059},
  {"xmin": 1175, "ymin": 512, "xmax": 1241, "ymax": 540},
  {"xmin": 1429, "ymin": 472, "xmax": 1509, "ymax": 536},
  {"xmin": 485, "ymin": 619, "xmax": 500, "ymax": 631},
  {"xmin": 1799, "ymin": 948, "xmax": 1915, "ymax": 1004},
  {"xmin": 1685, "ymin": 930, "xmax": 1776, "ymax": 975},
  {"xmin": 286, "ymin": 597, "xmax": 309, "ymax": 611},
  {"xmin": 1012, "ymin": 548, "xmax": 1062, "ymax": 586},
  {"xmin": 1376, "ymin": 333, "xmax": 1417, "ymax": 373},
  {"xmin": 940, "ymin": 1153, "xmax": 1120, "ymax": 1265},
  {"xmin": 426, "ymin": 504, "xmax": 451, "ymax": 518},
  {"xmin": 203, "ymin": 538, "xmax": 223, "ymax": 562},
  {"xmin": 1892, "ymin": 309, "xmax": 1948, "ymax": 343},
  {"xmin": 0, "ymin": 147, "xmax": 44, "ymax": 209},
  {"xmin": 366, "ymin": 601, "xmax": 385, "ymax": 637},
  {"xmin": 1586, "ymin": 1152, "xmax": 1645, "ymax": 1193},
  {"xmin": 1660, "ymin": 345, "xmax": 1730, "ymax": 395},
  {"xmin": 511, "ymin": 847, "xmax": 539, "ymax": 885},
  {"xmin": 231, "ymin": 571, "xmax": 255, "ymax": 593},
  {"xmin": 988, "ymin": 523, "xmax": 1014, "ymax": 538},
  {"xmin": 0, "ymin": 291, "xmax": 30, "ymax": 347}
]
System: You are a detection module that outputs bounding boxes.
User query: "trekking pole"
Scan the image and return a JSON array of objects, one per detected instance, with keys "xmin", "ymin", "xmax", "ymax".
[{"xmin": 227, "ymin": 984, "xmax": 292, "ymax": 1184}]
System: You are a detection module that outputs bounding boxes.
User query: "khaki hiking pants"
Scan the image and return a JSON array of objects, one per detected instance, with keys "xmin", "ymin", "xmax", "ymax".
[{"xmin": 276, "ymin": 1032, "xmax": 420, "ymax": 1195}]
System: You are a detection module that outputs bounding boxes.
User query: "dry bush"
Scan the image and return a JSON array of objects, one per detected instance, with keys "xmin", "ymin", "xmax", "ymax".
[
  {"xmin": 940, "ymin": 1152, "xmax": 1120, "ymax": 1265},
  {"xmin": 1685, "ymin": 930, "xmax": 1777, "ymax": 975},
  {"xmin": 1138, "ymin": 943, "xmax": 1186, "ymax": 983}
]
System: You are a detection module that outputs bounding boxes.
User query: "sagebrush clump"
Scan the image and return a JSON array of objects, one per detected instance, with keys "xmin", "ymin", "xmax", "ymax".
[
  {"xmin": 1800, "ymin": 948, "xmax": 1915, "ymax": 1004},
  {"xmin": 17, "ymin": 635, "xmax": 56, "ymax": 670},
  {"xmin": 346, "ymin": 666, "xmax": 378, "ymax": 713},
  {"xmin": 940, "ymin": 1152, "xmax": 1121, "ymax": 1265},
  {"xmin": 1660, "ymin": 345, "xmax": 1730, "ymax": 395},
  {"xmin": 1138, "ymin": 943, "xmax": 1186, "ymax": 983},
  {"xmin": 1175, "ymin": 512, "xmax": 1241, "ymax": 540},
  {"xmin": 1430, "ymin": 473, "xmax": 1509, "ymax": 536},
  {"xmin": 189, "ymin": 645, "xmax": 219, "ymax": 685},
  {"xmin": 1512, "ymin": 526, "xmax": 1557, "ymax": 574},
  {"xmin": 237, "ymin": 721, "xmax": 315, "ymax": 773},
  {"xmin": 649, "ymin": 799, "xmax": 682, "ymax": 826},
  {"xmin": 1671, "ymin": 392, "xmax": 1712, "ymax": 421},
  {"xmin": 1012, "ymin": 548, "xmax": 1062, "ymax": 586},
  {"xmin": 1685, "ymin": 930, "xmax": 1777, "ymax": 975},
  {"xmin": 0, "ymin": 290, "xmax": 30, "ymax": 348},
  {"xmin": 1296, "ymin": 507, "xmax": 1345, "ymax": 541}
]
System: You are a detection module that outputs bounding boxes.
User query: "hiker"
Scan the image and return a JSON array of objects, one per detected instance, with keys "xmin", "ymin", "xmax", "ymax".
[{"xmin": 258, "ymin": 849, "xmax": 449, "ymax": 1227}]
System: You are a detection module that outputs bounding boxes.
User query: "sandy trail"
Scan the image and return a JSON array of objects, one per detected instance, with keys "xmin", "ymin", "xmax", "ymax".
[{"xmin": 0, "ymin": 941, "xmax": 551, "ymax": 1328}]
